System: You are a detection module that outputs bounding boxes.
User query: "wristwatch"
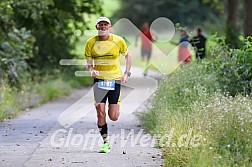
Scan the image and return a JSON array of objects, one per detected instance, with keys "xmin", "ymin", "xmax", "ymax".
[{"xmin": 124, "ymin": 71, "xmax": 131, "ymax": 77}]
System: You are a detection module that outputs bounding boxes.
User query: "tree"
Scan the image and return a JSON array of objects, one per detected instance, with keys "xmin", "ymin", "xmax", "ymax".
[
  {"xmin": 114, "ymin": 0, "xmax": 222, "ymax": 28},
  {"xmin": 226, "ymin": 0, "xmax": 240, "ymax": 48},
  {"xmin": 244, "ymin": 0, "xmax": 252, "ymax": 37},
  {"xmin": 12, "ymin": 0, "xmax": 103, "ymax": 70},
  {"xmin": 1, "ymin": 0, "xmax": 103, "ymax": 86},
  {"xmin": 0, "ymin": 0, "xmax": 36, "ymax": 86}
]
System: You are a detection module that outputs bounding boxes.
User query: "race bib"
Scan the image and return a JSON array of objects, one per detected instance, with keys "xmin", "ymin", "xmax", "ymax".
[{"xmin": 98, "ymin": 80, "xmax": 115, "ymax": 90}]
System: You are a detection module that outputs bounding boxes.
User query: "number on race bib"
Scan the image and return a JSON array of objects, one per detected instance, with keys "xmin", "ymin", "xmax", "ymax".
[{"xmin": 98, "ymin": 80, "xmax": 115, "ymax": 90}]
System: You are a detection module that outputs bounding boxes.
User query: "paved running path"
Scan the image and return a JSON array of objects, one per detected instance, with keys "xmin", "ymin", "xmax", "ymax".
[{"xmin": 0, "ymin": 67, "xmax": 163, "ymax": 167}]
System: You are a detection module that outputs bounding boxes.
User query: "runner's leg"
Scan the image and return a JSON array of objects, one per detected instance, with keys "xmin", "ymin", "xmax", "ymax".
[
  {"xmin": 93, "ymin": 80, "xmax": 109, "ymax": 142},
  {"xmin": 96, "ymin": 103, "xmax": 109, "ymax": 142},
  {"xmin": 97, "ymin": 106, "xmax": 110, "ymax": 153},
  {"xmin": 108, "ymin": 104, "xmax": 120, "ymax": 121},
  {"xmin": 141, "ymin": 48, "xmax": 145, "ymax": 62},
  {"xmin": 107, "ymin": 82, "xmax": 121, "ymax": 121},
  {"xmin": 144, "ymin": 49, "xmax": 152, "ymax": 75}
]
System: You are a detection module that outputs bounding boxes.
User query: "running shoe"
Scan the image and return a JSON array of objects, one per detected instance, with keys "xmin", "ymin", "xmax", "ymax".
[{"xmin": 99, "ymin": 141, "xmax": 110, "ymax": 153}]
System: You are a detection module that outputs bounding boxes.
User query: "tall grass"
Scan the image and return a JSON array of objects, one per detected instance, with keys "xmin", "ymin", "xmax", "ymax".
[
  {"xmin": 0, "ymin": 83, "xmax": 20, "ymax": 119},
  {"xmin": 139, "ymin": 62, "xmax": 252, "ymax": 166}
]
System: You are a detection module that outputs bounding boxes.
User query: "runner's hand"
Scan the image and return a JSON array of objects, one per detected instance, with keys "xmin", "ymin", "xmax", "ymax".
[
  {"xmin": 90, "ymin": 70, "xmax": 99, "ymax": 77},
  {"xmin": 121, "ymin": 74, "xmax": 128, "ymax": 83}
]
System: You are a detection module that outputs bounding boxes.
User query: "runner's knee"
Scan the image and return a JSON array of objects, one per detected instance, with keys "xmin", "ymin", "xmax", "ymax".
[
  {"xmin": 109, "ymin": 114, "xmax": 118, "ymax": 121},
  {"xmin": 108, "ymin": 106, "xmax": 119, "ymax": 121}
]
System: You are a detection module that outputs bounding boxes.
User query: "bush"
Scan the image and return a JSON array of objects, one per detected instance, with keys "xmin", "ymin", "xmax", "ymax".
[
  {"xmin": 0, "ymin": 27, "xmax": 36, "ymax": 86},
  {"xmin": 208, "ymin": 36, "xmax": 252, "ymax": 96},
  {"xmin": 0, "ymin": 0, "xmax": 102, "ymax": 87}
]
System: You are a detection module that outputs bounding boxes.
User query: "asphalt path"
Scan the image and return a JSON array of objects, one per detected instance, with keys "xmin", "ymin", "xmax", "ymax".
[{"xmin": 0, "ymin": 66, "xmax": 163, "ymax": 167}]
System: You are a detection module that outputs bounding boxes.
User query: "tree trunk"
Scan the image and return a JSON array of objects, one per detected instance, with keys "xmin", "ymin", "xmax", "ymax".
[
  {"xmin": 226, "ymin": 0, "xmax": 239, "ymax": 48},
  {"xmin": 227, "ymin": 0, "xmax": 238, "ymax": 27},
  {"xmin": 244, "ymin": 0, "xmax": 252, "ymax": 37}
]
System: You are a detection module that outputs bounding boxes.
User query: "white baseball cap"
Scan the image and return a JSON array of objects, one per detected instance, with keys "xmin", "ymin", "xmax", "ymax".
[{"xmin": 96, "ymin": 17, "xmax": 111, "ymax": 25}]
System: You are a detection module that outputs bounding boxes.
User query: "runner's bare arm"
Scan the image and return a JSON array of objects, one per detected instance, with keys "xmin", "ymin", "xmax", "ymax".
[
  {"xmin": 122, "ymin": 52, "xmax": 131, "ymax": 83},
  {"xmin": 125, "ymin": 52, "xmax": 131, "ymax": 72},
  {"xmin": 87, "ymin": 60, "xmax": 99, "ymax": 77}
]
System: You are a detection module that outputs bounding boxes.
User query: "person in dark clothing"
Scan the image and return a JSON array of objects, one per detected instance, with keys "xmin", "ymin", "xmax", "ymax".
[{"xmin": 191, "ymin": 28, "xmax": 207, "ymax": 60}]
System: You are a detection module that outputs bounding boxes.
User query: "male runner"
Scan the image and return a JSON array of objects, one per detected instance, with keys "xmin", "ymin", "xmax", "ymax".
[{"xmin": 85, "ymin": 17, "xmax": 131, "ymax": 153}]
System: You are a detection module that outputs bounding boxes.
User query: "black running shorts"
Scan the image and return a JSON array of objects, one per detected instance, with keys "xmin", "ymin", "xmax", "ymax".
[{"xmin": 93, "ymin": 78, "xmax": 121, "ymax": 105}]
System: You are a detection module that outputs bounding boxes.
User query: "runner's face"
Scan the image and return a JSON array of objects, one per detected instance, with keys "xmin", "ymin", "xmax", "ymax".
[
  {"xmin": 142, "ymin": 22, "xmax": 149, "ymax": 30},
  {"xmin": 180, "ymin": 30, "xmax": 186, "ymax": 36},
  {"xmin": 96, "ymin": 21, "xmax": 111, "ymax": 36}
]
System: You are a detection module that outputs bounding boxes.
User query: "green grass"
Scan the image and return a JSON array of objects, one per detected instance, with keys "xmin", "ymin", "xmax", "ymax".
[
  {"xmin": 35, "ymin": 78, "xmax": 71, "ymax": 103},
  {"xmin": 0, "ymin": 74, "xmax": 92, "ymax": 120},
  {"xmin": 139, "ymin": 62, "xmax": 252, "ymax": 166},
  {"xmin": 0, "ymin": 84, "xmax": 20, "ymax": 120}
]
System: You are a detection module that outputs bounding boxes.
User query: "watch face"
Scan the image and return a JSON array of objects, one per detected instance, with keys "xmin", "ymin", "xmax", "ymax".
[{"xmin": 124, "ymin": 71, "xmax": 131, "ymax": 77}]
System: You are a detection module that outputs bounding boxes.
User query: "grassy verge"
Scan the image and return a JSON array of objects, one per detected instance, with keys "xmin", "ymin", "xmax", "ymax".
[
  {"xmin": 139, "ymin": 62, "xmax": 252, "ymax": 166},
  {"xmin": 0, "ymin": 75, "xmax": 92, "ymax": 120}
]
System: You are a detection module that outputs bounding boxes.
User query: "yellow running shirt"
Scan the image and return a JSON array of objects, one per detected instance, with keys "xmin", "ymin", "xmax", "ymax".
[{"xmin": 85, "ymin": 33, "xmax": 128, "ymax": 80}]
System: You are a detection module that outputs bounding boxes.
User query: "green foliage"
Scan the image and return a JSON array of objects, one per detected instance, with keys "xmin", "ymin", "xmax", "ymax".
[
  {"xmin": 0, "ymin": 83, "xmax": 20, "ymax": 119},
  {"xmin": 0, "ymin": 27, "xmax": 36, "ymax": 86},
  {"xmin": 0, "ymin": 0, "xmax": 36, "ymax": 86},
  {"xmin": 202, "ymin": 0, "xmax": 225, "ymax": 13},
  {"xmin": 0, "ymin": 0, "xmax": 101, "ymax": 119},
  {"xmin": 226, "ymin": 25, "xmax": 241, "ymax": 48},
  {"xmin": 209, "ymin": 36, "xmax": 252, "ymax": 96},
  {"xmin": 11, "ymin": 0, "xmax": 102, "ymax": 69},
  {"xmin": 114, "ymin": 0, "xmax": 223, "ymax": 28},
  {"xmin": 0, "ymin": 0, "xmax": 102, "ymax": 86}
]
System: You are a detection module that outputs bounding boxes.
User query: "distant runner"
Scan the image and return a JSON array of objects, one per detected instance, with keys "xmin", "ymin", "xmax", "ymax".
[
  {"xmin": 85, "ymin": 17, "xmax": 131, "ymax": 153},
  {"xmin": 135, "ymin": 21, "xmax": 157, "ymax": 75}
]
